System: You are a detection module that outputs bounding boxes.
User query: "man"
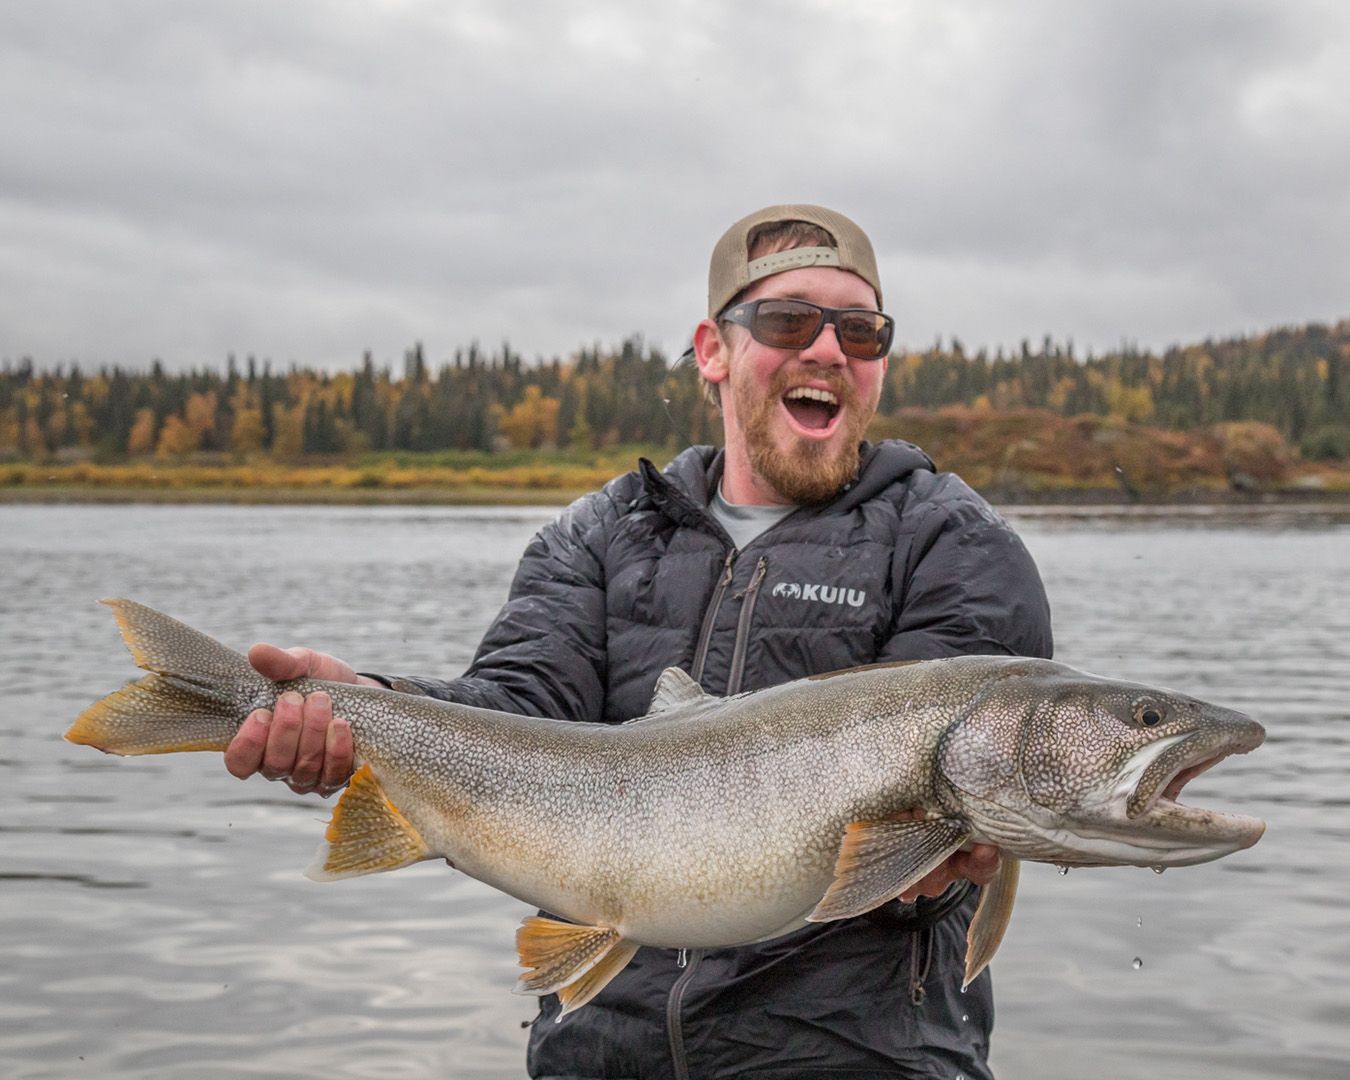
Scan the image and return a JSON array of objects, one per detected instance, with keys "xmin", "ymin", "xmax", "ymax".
[{"xmin": 226, "ymin": 204, "xmax": 1053, "ymax": 1078}]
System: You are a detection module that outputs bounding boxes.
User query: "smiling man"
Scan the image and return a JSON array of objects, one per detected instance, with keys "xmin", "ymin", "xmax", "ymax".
[
  {"xmin": 225, "ymin": 204, "xmax": 1053, "ymax": 1078},
  {"xmin": 694, "ymin": 206, "xmax": 895, "ymax": 508}
]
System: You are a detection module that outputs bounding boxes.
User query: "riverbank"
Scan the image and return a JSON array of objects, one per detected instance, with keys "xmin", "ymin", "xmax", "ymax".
[
  {"xmin": 4, "ymin": 474, "xmax": 1348, "ymax": 508},
  {"xmin": 4, "ymin": 426, "xmax": 1349, "ymax": 506}
]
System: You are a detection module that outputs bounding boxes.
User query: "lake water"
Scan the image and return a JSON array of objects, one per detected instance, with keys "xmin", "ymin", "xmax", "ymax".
[{"xmin": 2, "ymin": 502, "xmax": 1348, "ymax": 1079}]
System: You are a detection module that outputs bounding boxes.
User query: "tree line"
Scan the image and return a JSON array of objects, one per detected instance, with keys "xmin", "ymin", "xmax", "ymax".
[{"xmin": 2, "ymin": 320, "xmax": 1347, "ymax": 462}]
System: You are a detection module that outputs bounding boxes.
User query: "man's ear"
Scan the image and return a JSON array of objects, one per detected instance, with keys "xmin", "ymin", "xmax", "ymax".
[{"xmin": 693, "ymin": 319, "xmax": 731, "ymax": 385}]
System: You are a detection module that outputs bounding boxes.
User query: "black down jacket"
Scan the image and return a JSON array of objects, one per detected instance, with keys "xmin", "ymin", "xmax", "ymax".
[{"xmin": 389, "ymin": 441, "xmax": 1053, "ymax": 1080}]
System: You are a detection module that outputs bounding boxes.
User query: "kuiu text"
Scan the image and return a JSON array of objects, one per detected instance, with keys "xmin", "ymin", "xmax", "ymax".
[{"xmin": 771, "ymin": 582, "xmax": 866, "ymax": 607}]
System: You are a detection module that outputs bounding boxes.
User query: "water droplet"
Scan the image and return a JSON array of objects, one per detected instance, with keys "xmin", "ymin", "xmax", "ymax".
[
  {"xmin": 676, "ymin": 948, "xmax": 688, "ymax": 969},
  {"xmin": 1131, "ymin": 957, "xmax": 1143, "ymax": 970},
  {"xmin": 1057, "ymin": 865, "xmax": 1070, "ymax": 876},
  {"xmin": 1137, "ymin": 917, "xmax": 1144, "ymax": 928},
  {"xmin": 1151, "ymin": 865, "xmax": 1166, "ymax": 875},
  {"xmin": 961, "ymin": 1013, "xmax": 969, "ymax": 1022},
  {"xmin": 959, "ymin": 984, "xmax": 968, "ymax": 994}
]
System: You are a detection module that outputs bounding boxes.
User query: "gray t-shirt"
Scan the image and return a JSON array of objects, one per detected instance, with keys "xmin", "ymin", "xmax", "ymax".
[{"xmin": 709, "ymin": 486, "xmax": 796, "ymax": 550}]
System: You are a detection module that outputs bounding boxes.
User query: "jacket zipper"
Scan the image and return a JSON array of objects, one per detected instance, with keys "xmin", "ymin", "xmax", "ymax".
[
  {"xmin": 909, "ymin": 926, "xmax": 935, "ymax": 1006},
  {"xmin": 670, "ymin": 551, "xmax": 730, "ymax": 1079},
  {"xmin": 726, "ymin": 557, "xmax": 768, "ymax": 695},
  {"xmin": 690, "ymin": 551, "xmax": 735, "ymax": 683},
  {"xmin": 668, "ymin": 556, "xmax": 766, "ymax": 1079},
  {"xmin": 666, "ymin": 949, "xmax": 704, "ymax": 1080}
]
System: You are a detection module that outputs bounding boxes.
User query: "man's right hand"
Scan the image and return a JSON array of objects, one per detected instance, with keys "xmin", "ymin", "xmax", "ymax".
[{"xmin": 223, "ymin": 644, "xmax": 378, "ymax": 797}]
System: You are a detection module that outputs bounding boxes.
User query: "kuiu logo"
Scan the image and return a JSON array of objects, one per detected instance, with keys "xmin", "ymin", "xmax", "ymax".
[{"xmin": 771, "ymin": 581, "xmax": 866, "ymax": 607}]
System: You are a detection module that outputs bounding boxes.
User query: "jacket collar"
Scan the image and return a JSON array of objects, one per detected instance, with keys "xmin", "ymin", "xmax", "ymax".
[{"xmin": 637, "ymin": 447, "xmax": 720, "ymax": 529}]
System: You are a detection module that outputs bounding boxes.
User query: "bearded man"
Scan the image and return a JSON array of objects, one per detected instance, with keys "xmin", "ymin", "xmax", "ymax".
[{"xmin": 226, "ymin": 204, "xmax": 1053, "ymax": 1078}]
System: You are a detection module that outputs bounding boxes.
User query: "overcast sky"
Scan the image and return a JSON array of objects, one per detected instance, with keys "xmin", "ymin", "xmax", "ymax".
[{"xmin": 3, "ymin": 0, "xmax": 1347, "ymax": 372}]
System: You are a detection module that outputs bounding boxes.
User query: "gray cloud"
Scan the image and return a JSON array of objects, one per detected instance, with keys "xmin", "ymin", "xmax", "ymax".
[{"xmin": 2, "ymin": 0, "xmax": 1346, "ymax": 370}]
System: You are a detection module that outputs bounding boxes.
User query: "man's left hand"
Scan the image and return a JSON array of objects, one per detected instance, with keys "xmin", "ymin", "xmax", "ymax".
[
  {"xmin": 888, "ymin": 808, "xmax": 1001, "ymax": 900},
  {"xmin": 898, "ymin": 842, "xmax": 1000, "ymax": 901}
]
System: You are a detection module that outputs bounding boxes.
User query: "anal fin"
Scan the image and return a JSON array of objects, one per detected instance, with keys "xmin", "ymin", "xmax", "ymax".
[
  {"xmin": 515, "ymin": 916, "xmax": 638, "ymax": 1017},
  {"xmin": 555, "ymin": 939, "xmax": 639, "ymax": 1016},
  {"xmin": 963, "ymin": 856, "xmax": 1020, "ymax": 987},
  {"xmin": 807, "ymin": 816, "xmax": 970, "ymax": 922},
  {"xmin": 305, "ymin": 763, "xmax": 431, "ymax": 880}
]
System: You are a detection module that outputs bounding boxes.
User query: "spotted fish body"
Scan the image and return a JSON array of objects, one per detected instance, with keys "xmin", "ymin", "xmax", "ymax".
[{"xmin": 68, "ymin": 599, "xmax": 1266, "ymax": 1014}]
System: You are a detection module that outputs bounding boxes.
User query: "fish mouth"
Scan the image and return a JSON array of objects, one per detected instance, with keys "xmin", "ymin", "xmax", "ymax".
[{"xmin": 1125, "ymin": 728, "xmax": 1266, "ymax": 859}]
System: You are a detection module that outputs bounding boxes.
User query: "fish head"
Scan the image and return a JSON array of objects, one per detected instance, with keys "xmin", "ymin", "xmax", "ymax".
[{"xmin": 937, "ymin": 660, "xmax": 1266, "ymax": 868}]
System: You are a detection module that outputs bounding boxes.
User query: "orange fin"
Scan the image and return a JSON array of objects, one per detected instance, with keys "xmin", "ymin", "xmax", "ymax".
[
  {"xmin": 514, "ymin": 916, "xmax": 637, "ymax": 1015},
  {"xmin": 555, "ymin": 939, "xmax": 639, "ymax": 1016},
  {"xmin": 807, "ymin": 816, "xmax": 969, "ymax": 922},
  {"xmin": 963, "ymin": 856, "xmax": 1020, "ymax": 987},
  {"xmin": 65, "ymin": 674, "xmax": 238, "ymax": 755},
  {"xmin": 305, "ymin": 764, "xmax": 431, "ymax": 880},
  {"xmin": 100, "ymin": 597, "xmax": 260, "ymax": 683},
  {"xmin": 67, "ymin": 599, "xmax": 271, "ymax": 755}
]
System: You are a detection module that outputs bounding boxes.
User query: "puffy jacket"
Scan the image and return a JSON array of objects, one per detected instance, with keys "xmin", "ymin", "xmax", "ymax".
[{"xmin": 392, "ymin": 442, "xmax": 1053, "ymax": 1079}]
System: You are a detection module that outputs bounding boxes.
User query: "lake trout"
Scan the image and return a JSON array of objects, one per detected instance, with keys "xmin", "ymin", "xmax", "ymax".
[{"xmin": 67, "ymin": 599, "xmax": 1266, "ymax": 1014}]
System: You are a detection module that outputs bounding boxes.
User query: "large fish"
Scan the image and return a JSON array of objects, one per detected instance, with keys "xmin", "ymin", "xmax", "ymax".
[{"xmin": 67, "ymin": 599, "xmax": 1266, "ymax": 1014}]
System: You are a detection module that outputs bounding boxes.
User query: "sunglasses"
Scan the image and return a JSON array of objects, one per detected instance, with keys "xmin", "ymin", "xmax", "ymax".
[{"xmin": 719, "ymin": 298, "xmax": 895, "ymax": 360}]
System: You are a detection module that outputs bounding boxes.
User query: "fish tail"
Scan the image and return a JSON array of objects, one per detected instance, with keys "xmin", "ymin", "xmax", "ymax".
[{"xmin": 65, "ymin": 598, "xmax": 273, "ymax": 755}]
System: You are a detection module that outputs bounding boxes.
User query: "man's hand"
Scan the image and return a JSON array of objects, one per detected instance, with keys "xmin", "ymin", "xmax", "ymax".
[
  {"xmin": 898, "ymin": 843, "xmax": 1000, "ymax": 901},
  {"xmin": 223, "ymin": 644, "xmax": 378, "ymax": 796},
  {"xmin": 891, "ymin": 808, "xmax": 1001, "ymax": 901}
]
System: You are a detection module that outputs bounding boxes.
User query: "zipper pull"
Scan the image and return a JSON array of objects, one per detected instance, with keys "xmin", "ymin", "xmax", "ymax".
[{"xmin": 734, "ymin": 557, "xmax": 768, "ymax": 599}]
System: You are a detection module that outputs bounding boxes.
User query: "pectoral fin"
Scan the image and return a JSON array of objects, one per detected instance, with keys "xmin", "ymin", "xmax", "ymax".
[
  {"xmin": 305, "ymin": 764, "xmax": 431, "ymax": 880},
  {"xmin": 963, "ymin": 856, "xmax": 1020, "ymax": 988},
  {"xmin": 807, "ymin": 817, "xmax": 970, "ymax": 922},
  {"xmin": 515, "ymin": 916, "xmax": 639, "ymax": 1016}
]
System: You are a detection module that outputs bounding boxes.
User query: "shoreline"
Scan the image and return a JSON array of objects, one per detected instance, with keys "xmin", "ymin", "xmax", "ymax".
[{"xmin": 4, "ymin": 483, "xmax": 1349, "ymax": 511}]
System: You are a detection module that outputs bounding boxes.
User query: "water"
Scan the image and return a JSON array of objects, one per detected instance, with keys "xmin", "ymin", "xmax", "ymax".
[{"xmin": 2, "ymin": 502, "xmax": 1348, "ymax": 1078}]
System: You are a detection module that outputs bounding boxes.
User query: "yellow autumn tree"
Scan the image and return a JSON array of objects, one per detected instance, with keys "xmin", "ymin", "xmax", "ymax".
[
  {"xmin": 271, "ymin": 401, "xmax": 305, "ymax": 459},
  {"xmin": 497, "ymin": 386, "xmax": 561, "ymax": 449},
  {"xmin": 184, "ymin": 391, "xmax": 218, "ymax": 447},
  {"xmin": 69, "ymin": 401, "xmax": 96, "ymax": 447},
  {"xmin": 156, "ymin": 413, "xmax": 199, "ymax": 457},
  {"xmin": 127, "ymin": 408, "xmax": 157, "ymax": 455},
  {"xmin": 227, "ymin": 385, "xmax": 265, "ymax": 456},
  {"xmin": 1106, "ymin": 380, "xmax": 1154, "ymax": 424}
]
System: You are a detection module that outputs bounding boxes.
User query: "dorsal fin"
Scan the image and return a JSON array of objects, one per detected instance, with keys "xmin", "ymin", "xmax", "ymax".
[{"xmin": 648, "ymin": 668, "xmax": 712, "ymax": 713}]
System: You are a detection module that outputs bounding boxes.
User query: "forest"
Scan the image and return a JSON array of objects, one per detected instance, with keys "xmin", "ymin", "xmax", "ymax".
[{"xmin": 2, "ymin": 320, "xmax": 1348, "ymax": 498}]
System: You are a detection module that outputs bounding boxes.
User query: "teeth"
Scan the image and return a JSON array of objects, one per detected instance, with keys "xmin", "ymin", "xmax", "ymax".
[{"xmin": 784, "ymin": 387, "xmax": 839, "ymax": 406}]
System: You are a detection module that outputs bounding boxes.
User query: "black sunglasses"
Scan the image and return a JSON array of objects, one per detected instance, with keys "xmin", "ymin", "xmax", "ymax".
[{"xmin": 719, "ymin": 298, "xmax": 895, "ymax": 360}]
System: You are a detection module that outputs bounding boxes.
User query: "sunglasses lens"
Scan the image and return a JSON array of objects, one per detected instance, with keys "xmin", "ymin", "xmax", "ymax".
[
  {"xmin": 751, "ymin": 300, "xmax": 822, "ymax": 349},
  {"xmin": 836, "ymin": 312, "xmax": 891, "ymax": 359}
]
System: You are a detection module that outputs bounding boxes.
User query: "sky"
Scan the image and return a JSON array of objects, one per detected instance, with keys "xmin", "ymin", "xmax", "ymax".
[{"xmin": 3, "ymin": 0, "xmax": 1347, "ymax": 372}]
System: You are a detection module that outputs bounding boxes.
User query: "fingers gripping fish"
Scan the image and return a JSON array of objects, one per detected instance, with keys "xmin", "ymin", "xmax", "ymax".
[{"xmin": 66, "ymin": 600, "xmax": 1266, "ymax": 1015}]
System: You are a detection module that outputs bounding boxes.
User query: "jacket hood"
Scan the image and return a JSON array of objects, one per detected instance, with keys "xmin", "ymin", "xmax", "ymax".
[{"xmin": 837, "ymin": 440, "xmax": 935, "ymax": 511}]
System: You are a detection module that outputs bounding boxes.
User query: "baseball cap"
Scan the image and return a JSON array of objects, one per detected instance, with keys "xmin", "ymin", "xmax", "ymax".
[{"xmin": 707, "ymin": 204, "xmax": 882, "ymax": 318}]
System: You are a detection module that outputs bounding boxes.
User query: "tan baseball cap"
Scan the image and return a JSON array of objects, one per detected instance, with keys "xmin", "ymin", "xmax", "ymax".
[{"xmin": 707, "ymin": 204, "xmax": 882, "ymax": 318}]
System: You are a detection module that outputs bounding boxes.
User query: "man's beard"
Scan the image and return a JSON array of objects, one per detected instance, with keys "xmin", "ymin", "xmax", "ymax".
[{"xmin": 733, "ymin": 365, "xmax": 873, "ymax": 506}]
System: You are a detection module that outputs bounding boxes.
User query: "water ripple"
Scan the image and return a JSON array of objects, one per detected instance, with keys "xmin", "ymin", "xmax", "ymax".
[{"xmin": 6, "ymin": 505, "xmax": 1347, "ymax": 1080}]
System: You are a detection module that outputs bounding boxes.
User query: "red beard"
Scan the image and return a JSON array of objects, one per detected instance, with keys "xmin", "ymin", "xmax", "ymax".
[{"xmin": 732, "ymin": 364, "xmax": 873, "ymax": 506}]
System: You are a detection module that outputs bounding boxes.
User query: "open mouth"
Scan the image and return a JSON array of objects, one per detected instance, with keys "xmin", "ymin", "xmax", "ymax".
[
  {"xmin": 782, "ymin": 386, "xmax": 841, "ymax": 434},
  {"xmin": 1130, "ymin": 741, "xmax": 1266, "ymax": 853},
  {"xmin": 1159, "ymin": 754, "xmax": 1226, "ymax": 804}
]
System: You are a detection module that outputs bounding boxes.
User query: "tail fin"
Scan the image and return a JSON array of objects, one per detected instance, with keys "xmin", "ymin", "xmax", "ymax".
[{"xmin": 65, "ymin": 599, "xmax": 273, "ymax": 756}]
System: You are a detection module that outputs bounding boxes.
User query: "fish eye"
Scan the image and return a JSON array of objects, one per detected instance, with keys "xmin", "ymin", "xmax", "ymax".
[{"xmin": 1133, "ymin": 702, "xmax": 1166, "ymax": 727}]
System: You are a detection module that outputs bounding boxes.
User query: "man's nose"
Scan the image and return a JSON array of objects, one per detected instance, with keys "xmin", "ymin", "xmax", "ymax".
[{"xmin": 798, "ymin": 321, "xmax": 848, "ymax": 366}]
